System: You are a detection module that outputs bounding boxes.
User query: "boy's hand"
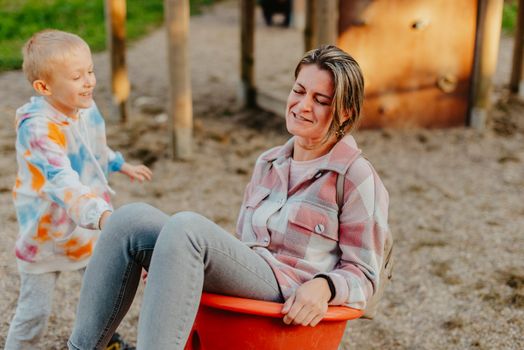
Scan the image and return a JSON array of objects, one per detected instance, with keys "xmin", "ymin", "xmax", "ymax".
[
  {"xmin": 119, "ymin": 163, "xmax": 153, "ymax": 182},
  {"xmin": 99, "ymin": 210, "xmax": 112, "ymax": 230}
]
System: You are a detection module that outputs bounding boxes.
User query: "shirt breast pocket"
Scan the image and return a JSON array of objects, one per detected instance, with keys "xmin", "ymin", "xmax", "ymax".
[{"xmin": 283, "ymin": 202, "xmax": 339, "ymax": 257}]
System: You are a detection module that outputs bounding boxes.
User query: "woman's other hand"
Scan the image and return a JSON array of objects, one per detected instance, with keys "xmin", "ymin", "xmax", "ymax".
[{"xmin": 281, "ymin": 278, "xmax": 331, "ymax": 326}]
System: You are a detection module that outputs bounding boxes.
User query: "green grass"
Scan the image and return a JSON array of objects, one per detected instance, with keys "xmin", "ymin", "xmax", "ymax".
[
  {"xmin": 503, "ymin": 0, "xmax": 518, "ymax": 34},
  {"xmin": 0, "ymin": 0, "xmax": 214, "ymax": 72}
]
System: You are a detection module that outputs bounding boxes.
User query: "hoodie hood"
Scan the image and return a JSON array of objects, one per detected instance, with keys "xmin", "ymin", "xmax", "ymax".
[
  {"xmin": 15, "ymin": 96, "xmax": 116, "ymax": 195},
  {"xmin": 15, "ymin": 96, "xmax": 76, "ymax": 130}
]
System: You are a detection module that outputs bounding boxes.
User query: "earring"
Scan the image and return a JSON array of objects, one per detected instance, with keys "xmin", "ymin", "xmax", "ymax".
[{"xmin": 337, "ymin": 118, "xmax": 351, "ymax": 139}]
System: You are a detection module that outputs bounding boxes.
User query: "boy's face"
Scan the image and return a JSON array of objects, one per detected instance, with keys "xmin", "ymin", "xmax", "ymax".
[{"xmin": 38, "ymin": 46, "xmax": 96, "ymax": 118}]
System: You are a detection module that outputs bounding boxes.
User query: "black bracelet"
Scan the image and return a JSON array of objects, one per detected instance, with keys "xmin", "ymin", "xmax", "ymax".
[{"xmin": 314, "ymin": 274, "xmax": 336, "ymax": 303}]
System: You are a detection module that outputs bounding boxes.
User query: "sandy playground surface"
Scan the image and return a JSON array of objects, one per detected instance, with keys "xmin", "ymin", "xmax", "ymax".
[{"xmin": 0, "ymin": 1, "xmax": 523, "ymax": 349}]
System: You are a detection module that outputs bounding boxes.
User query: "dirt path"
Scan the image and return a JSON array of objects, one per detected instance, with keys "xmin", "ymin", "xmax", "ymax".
[{"xmin": 1, "ymin": 1, "xmax": 523, "ymax": 349}]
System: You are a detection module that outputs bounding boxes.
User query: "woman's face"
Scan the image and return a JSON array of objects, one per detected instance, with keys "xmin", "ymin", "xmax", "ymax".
[{"xmin": 285, "ymin": 64, "xmax": 335, "ymax": 145}]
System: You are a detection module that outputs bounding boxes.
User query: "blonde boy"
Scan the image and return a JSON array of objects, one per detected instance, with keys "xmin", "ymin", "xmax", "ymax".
[{"xmin": 6, "ymin": 30, "xmax": 151, "ymax": 349}]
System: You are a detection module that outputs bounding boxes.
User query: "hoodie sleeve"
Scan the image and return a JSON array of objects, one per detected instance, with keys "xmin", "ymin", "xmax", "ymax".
[
  {"xmin": 18, "ymin": 118, "xmax": 112, "ymax": 229},
  {"xmin": 106, "ymin": 146, "xmax": 124, "ymax": 172},
  {"xmin": 88, "ymin": 101, "xmax": 124, "ymax": 173}
]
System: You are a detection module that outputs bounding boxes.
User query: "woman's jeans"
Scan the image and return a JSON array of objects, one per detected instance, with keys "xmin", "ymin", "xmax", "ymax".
[{"xmin": 68, "ymin": 203, "xmax": 282, "ymax": 350}]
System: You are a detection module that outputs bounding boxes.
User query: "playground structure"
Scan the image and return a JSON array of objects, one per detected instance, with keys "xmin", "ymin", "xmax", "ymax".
[
  {"xmin": 104, "ymin": 0, "xmax": 523, "ymax": 157},
  {"xmin": 337, "ymin": 0, "xmax": 496, "ymax": 128},
  {"xmin": 255, "ymin": 0, "xmax": 505, "ymax": 128}
]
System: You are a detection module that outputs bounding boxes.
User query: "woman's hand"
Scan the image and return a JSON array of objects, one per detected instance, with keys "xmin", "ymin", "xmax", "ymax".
[
  {"xmin": 119, "ymin": 162, "xmax": 153, "ymax": 182},
  {"xmin": 281, "ymin": 278, "xmax": 332, "ymax": 326}
]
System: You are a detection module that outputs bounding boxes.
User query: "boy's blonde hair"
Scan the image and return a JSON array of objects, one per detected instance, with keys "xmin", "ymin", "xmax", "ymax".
[{"xmin": 22, "ymin": 29, "xmax": 90, "ymax": 83}]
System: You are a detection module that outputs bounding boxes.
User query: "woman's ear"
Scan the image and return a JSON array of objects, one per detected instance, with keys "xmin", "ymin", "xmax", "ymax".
[
  {"xmin": 32, "ymin": 79, "xmax": 51, "ymax": 96},
  {"xmin": 340, "ymin": 109, "xmax": 352, "ymax": 125}
]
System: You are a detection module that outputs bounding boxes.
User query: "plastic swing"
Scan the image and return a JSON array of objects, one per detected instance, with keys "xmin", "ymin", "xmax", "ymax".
[{"xmin": 184, "ymin": 292, "xmax": 363, "ymax": 350}]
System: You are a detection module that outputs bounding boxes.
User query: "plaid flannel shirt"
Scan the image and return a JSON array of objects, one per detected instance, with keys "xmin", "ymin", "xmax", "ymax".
[{"xmin": 236, "ymin": 135, "xmax": 389, "ymax": 309}]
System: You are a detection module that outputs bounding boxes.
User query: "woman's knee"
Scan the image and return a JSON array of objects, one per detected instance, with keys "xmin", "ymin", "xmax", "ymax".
[
  {"xmin": 111, "ymin": 202, "xmax": 160, "ymax": 222},
  {"xmin": 103, "ymin": 202, "xmax": 169, "ymax": 241},
  {"xmin": 159, "ymin": 211, "xmax": 208, "ymax": 245},
  {"xmin": 106, "ymin": 203, "xmax": 168, "ymax": 231},
  {"xmin": 170, "ymin": 211, "xmax": 204, "ymax": 227}
]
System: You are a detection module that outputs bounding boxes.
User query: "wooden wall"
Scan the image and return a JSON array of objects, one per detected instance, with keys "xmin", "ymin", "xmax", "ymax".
[{"xmin": 338, "ymin": 0, "xmax": 479, "ymax": 128}]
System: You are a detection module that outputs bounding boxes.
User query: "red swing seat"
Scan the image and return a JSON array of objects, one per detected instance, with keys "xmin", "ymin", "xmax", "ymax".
[{"xmin": 184, "ymin": 292, "xmax": 363, "ymax": 350}]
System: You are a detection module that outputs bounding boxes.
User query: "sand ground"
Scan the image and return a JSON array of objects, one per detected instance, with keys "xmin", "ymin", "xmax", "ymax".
[{"xmin": 0, "ymin": 1, "xmax": 523, "ymax": 349}]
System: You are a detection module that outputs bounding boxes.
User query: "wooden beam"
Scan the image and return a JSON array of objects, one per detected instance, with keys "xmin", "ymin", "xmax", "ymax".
[
  {"xmin": 165, "ymin": 0, "xmax": 193, "ymax": 159},
  {"xmin": 510, "ymin": 0, "xmax": 524, "ymax": 97},
  {"xmin": 469, "ymin": 0, "xmax": 503, "ymax": 129},
  {"xmin": 240, "ymin": 0, "xmax": 256, "ymax": 108},
  {"xmin": 104, "ymin": 0, "xmax": 130, "ymax": 122}
]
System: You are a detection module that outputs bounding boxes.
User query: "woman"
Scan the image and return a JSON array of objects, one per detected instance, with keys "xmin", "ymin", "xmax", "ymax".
[{"xmin": 68, "ymin": 45, "xmax": 389, "ymax": 350}]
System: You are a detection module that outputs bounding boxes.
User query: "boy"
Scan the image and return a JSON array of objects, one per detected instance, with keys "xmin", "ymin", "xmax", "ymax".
[{"xmin": 6, "ymin": 30, "xmax": 152, "ymax": 349}]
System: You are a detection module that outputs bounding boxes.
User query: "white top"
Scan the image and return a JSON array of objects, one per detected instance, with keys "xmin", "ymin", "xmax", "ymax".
[{"xmin": 289, "ymin": 153, "xmax": 329, "ymax": 189}]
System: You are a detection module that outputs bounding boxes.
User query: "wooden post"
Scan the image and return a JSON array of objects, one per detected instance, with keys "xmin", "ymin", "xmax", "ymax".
[
  {"xmin": 105, "ymin": 0, "xmax": 130, "ymax": 122},
  {"xmin": 165, "ymin": 0, "xmax": 193, "ymax": 159},
  {"xmin": 469, "ymin": 0, "xmax": 503, "ymax": 129},
  {"xmin": 510, "ymin": 0, "xmax": 524, "ymax": 97},
  {"xmin": 316, "ymin": 0, "xmax": 338, "ymax": 46},
  {"xmin": 240, "ymin": 0, "xmax": 256, "ymax": 108},
  {"xmin": 304, "ymin": 0, "xmax": 316, "ymax": 51},
  {"xmin": 304, "ymin": 0, "xmax": 338, "ymax": 50},
  {"xmin": 292, "ymin": 0, "xmax": 307, "ymax": 30}
]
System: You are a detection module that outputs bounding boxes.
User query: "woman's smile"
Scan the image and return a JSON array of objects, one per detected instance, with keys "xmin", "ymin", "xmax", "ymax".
[{"xmin": 292, "ymin": 111, "xmax": 313, "ymax": 123}]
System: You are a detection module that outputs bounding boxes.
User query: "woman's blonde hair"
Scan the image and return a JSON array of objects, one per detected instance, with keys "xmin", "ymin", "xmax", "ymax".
[
  {"xmin": 294, "ymin": 45, "xmax": 364, "ymax": 141},
  {"xmin": 22, "ymin": 29, "xmax": 90, "ymax": 83}
]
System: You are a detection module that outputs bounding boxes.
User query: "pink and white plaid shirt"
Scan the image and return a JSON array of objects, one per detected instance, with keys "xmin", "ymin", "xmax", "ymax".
[{"xmin": 236, "ymin": 134, "xmax": 389, "ymax": 309}]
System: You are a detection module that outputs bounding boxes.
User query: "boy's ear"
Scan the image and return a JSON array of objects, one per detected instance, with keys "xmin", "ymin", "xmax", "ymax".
[{"xmin": 32, "ymin": 79, "xmax": 51, "ymax": 96}]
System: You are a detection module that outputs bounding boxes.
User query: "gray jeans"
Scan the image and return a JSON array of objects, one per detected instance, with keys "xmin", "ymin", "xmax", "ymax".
[{"xmin": 68, "ymin": 203, "xmax": 282, "ymax": 350}]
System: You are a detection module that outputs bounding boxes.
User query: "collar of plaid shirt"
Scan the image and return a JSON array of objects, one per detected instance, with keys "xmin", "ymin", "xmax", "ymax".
[{"xmin": 260, "ymin": 135, "xmax": 362, "ymax": 177}]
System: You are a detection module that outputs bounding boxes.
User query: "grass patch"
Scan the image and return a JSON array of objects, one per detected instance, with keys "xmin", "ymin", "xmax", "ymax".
[
  {"xmin": 503, "ymin": 0, "xmax": 518, "ymax": 34},
  {"xmin": 0, "ymin": 0, "xmax": 214, "ymax": 72}
]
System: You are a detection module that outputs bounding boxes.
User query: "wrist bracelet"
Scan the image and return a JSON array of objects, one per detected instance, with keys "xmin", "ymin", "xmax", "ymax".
[{"xmin": 314, "ymin": 274, "xmax": 335, "ymax": 303}]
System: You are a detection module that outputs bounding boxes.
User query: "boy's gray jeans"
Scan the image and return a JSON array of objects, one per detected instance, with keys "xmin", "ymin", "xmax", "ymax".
[{"xmin": 68, "ymin": 203, "xmax": 282, "ymax": 350}]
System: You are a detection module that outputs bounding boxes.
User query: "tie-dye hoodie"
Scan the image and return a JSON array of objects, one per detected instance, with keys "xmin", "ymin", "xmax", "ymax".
[{"xmin": 12, "ymin": 96, "xmax": 124, "ymax": 274}]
